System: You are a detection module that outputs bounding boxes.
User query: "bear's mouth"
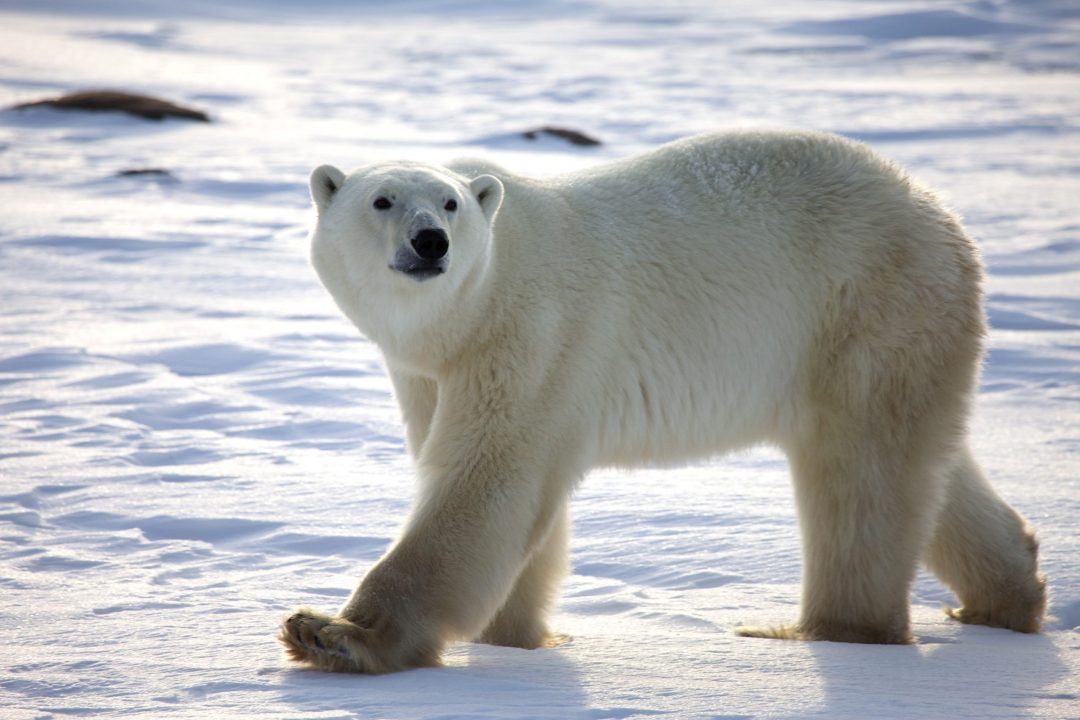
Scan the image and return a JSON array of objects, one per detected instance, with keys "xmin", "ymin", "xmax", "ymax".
[{"xmin": 390, "ymin": 261, "xmax": 446, "ymax": 281}]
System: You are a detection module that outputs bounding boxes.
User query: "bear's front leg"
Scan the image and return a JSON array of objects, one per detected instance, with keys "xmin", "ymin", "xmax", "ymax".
[
  {"xmin": 280, "ymin": 379, "xmax": 574, "ymax": 673},
  {"xmin": 279, "ymin": 557, "xmax": 444, "ymax": 674},
  {"xmin": 279, "ymin": 606, "xmax": 435, "ymax": 674},
  {"xmin": 478, "ymin": 502, "xmax": 571, "ymax": 649}
]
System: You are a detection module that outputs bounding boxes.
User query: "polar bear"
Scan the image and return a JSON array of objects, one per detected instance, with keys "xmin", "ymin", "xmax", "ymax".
[{"xmin": 280, "ymin": 130, "xmax": 1046, "ymax": 674}]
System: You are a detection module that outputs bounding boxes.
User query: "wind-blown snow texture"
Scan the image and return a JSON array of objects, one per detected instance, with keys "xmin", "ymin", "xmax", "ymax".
[{"xmin": 1, "ymin": 1, "xmax": 1078, "ymax": 718}]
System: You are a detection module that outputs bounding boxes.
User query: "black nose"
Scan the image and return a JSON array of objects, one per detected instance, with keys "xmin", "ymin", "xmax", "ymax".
[{"xmin": 411, "ymin": 228, "xmax": 449, "ymax": 260}]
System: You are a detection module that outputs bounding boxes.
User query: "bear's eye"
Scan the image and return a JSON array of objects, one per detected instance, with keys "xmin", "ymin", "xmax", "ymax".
[
  {"xmin": 373, "ymin": 197, "xmax": 393, "ymax": 210},
  {"xmin": 444, "ymin": 199, "xmax": 457, "ymax": 212}
]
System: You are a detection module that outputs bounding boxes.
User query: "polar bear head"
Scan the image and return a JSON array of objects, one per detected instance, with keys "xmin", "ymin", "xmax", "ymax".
[{"xmin": 308, "ymin": 161, "xmax": 503, "ymax": 352}]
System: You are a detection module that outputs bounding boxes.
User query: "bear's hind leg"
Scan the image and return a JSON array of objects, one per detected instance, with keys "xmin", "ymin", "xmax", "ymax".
[
  {"xmin": 923, "ymin": 446, "xmax": 1046, "ymax": 633},
  {"xmin": 738, "ymin": 419, "xmax": 948, "ymax": 645},
  {"xmin": 478, "ymin": 503, "xmax": 571, "ymax": 649}
]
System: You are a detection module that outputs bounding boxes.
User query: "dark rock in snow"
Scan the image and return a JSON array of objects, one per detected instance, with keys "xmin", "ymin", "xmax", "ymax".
[
  {"xmin": 116, "ymin": 168, "xmax": 175, "ymax": 178},
  {"xmin": 522, "ymin": 126, "xmax": 602, "ymax": 146},
  {"xmin": 10, "ymin": 90, "xmax": 210, "ymax": 122}
]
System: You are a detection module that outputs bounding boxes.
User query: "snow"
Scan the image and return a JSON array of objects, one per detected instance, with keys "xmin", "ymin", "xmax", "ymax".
[{"xmin": 0, "ymin": 0, "xmax": 1078, "ymax": 718}]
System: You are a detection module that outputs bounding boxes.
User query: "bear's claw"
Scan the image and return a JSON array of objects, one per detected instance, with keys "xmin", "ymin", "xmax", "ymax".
[{"xmin": 279, "ymin": 609, "xmax": 357, "ymax": 669}]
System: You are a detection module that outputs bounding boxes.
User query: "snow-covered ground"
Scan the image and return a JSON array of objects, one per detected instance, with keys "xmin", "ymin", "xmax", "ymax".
[{"xmin": 1, "ymin": 1, "xmax": 1078, "ymax": 718}]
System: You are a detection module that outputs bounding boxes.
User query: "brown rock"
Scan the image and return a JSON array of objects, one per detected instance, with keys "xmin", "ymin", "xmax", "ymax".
[
  {"xmin": 522, "ymin": 126, "xmax": 601, "ymax": 146},
  {"xmin": 11, "ymin": 90, "xmax": 209, "ymax": 122},
  {"xmin": 116, "ymin": 168, "xmax": 175, "ymax": 178}
]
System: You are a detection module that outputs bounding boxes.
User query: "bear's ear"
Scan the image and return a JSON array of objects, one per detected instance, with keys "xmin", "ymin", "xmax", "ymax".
[
  {"xmin": 310, "ymin": 164, "xmax": 346, "ymax": 212},
  {"xmin": 470, "ymin": 174, "xmax": 504, "ymax": 224}
]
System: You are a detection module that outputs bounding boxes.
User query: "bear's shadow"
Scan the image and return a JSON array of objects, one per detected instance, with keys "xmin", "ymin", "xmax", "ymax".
[
  {"xmin": 787, "ymin": 627, "xmax": 1071, "ymax": 718},
  {"xmin": 277, "ymin": 640, "xmax": 589, "ymax": 718},
  {"xmin": 274, "ymin": 629, "xmax": 1072, "ymax": 717}
]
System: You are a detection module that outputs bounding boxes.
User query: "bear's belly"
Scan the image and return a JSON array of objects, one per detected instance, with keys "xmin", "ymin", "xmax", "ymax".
[{"xmin": 585, "ymin": 337, "xmax": 802, "ymax": 468}]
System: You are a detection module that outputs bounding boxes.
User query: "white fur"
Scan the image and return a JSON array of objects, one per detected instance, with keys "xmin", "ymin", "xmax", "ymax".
[{"xmin": 280, "ymin": 130, "xmax": 1045, "ymax": 673}]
